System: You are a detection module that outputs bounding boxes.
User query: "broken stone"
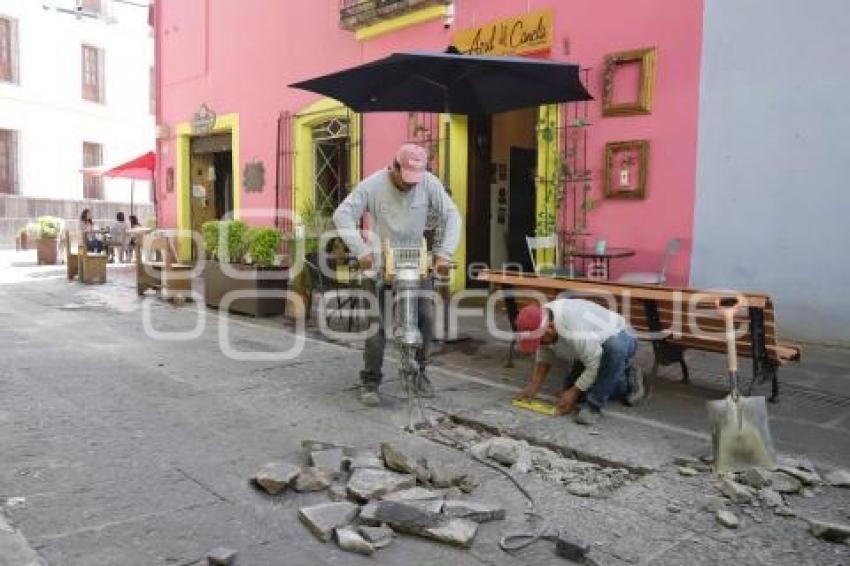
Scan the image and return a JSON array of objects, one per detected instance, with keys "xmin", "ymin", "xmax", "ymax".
[
  {"xmin": 824, "ymin": 469, "xmax": 850, "ymax": 488},
  {"xmin": 254, "ymin": 461, "xmax": 300, "ymax": 495},
  {"xmin": 778, "ymin": 455, "xmax": 816, "ymax": 473},
  {"xmin": 510, "ymin": 444, "xmax": 533, "ymax": 474},
  {"xmin": 741, "ymin": 468, "xmax": 772, "ymax": 489},
  {"xmin": 471, "ymin": 437, "xmax": 521, "ymax": 466},
  {"xmin": 566, "ymin": 482, "xmax": 598, "ymax": 498},
  {"xmin": 345, "ymin": 450, "xmax": 383, "ymax": 471},
  {"xmin": 370, "ymin": 500, "xmax": 444, "ymax": 531},
  {"xmin": 347, "ymin": 468, "xmax": 416, "ymax": 502},
  {"xmin": 428, "ymin": 465, "xmax": 461, "ymax": 488},
  {"xmin": 456, "ymin": 473, "xmax": 480, "ymax": 494},
  {"xmin": 382, "ymin": 487, "xmax": 441, "ymax": 502},
  {"xmin": 768, "ymin": 471, "xmax": 803, "ymax": 494},
  {"xmin": 358, "ymin": 525, "xmax": 394, "ymax": 549},
  {"xmin": 718, "ymin": 476, "xmax": 755, "ymax": 503},
  {"xmin": 758, "ymin": 488, "xmax": 783, "ymax": 508},
  {"xmin": 408, "ymin": 499, "xmax": 444, "ymax": 514},
  {"xmin": 442, "ymin": 500, "xmax": 506, "ymax": 523},
  {"xmin": 808, "ymin": 519, "xmax": 850, "ymax": 543},
  {"xmin": 298, "ymin": 502, "xmax": 360, "ymax": 542},
  {"xmin": 674, "ymin": 456, "xmax": 702, "ymax": 468},
  {"xmin": 207, "ymin": 547, "xmax": 237, "ymax": 566},
  {"xmin": 774, "ymin": 506, "xmax": 796, "ymax": 517},
  {"xmin": 334, "ymin": 527, "xmax": 375, "ymax": 556},
  {"xmin": 310, "ymin": 448, "xmax": 345, "ymax": 479},
  {"xmin": 716, "ymin": 509, "xmax": 739, "ymax": 529},
  {"xmin": 358, "ymin": 502, "xmax": 381, "ymax": 526},
  {"xmin": 667, "ymin": 504, "xmax": 682, "ymax": 514},
  {"xmin": 380, "ymin": 443, "xmax": 431, "ymax": 483},
  {"xmin": 294, "ymin": 467, "xmax": 332, "ymax": 492},
  {"xmin": 677, "ymin": 466, "xmax": 699, "ymax": 477},
  {"xmin": 421, "ymin": 518, "xmax": 479, "ymax": 548},
  {"xmin": 801, "ymin": 488, "xmax": 815, "ymax": 498},
  {"xmin": 328, "ymin": 484, "xmax": 349, "ymax": 502},
  {"xmin": 778, "ymin": 466, "xmax": 821, "ymax": 486}
]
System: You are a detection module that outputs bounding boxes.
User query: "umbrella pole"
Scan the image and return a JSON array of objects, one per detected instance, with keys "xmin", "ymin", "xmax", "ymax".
[{"xmin": 131, "ymin": 179, "xmax": 135, "ymax": 216}]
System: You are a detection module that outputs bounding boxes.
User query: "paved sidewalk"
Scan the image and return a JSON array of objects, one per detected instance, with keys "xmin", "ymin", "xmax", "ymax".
[{"xmin": 0, "ymin": 251, "xmax": 848, "ymax": 564}]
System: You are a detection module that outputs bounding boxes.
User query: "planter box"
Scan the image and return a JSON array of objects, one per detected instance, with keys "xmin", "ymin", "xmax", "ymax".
[
  {"xmin": 204, "ymin": 259, "xmax": 288, "ymax": 317},
  {"xmin": 36, "ymin": 238, "xmax": 59, "ymax": 265}
]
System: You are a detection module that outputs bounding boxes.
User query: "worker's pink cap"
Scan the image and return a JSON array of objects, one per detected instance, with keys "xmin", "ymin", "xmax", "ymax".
[{"xmin": 395, "ymin": 143, "xmax": 427, "ymax": 184}]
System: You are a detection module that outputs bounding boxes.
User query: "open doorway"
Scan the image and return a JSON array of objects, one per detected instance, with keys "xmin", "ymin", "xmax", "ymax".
[
  {"xmin": 190, "ymin": 133, "xmax": 233, "ymax": 260},
  {"xmin": 465, "ymin": 108, "xmax": 538, "ymax": 279}
]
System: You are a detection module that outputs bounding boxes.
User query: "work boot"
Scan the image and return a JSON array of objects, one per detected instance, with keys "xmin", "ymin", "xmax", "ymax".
[
  {"xmin": 623, "ymin": 366, "xmax": 646, "ymax": 407},
  {"xmin": 416, "ymin": 369, "xmax": 435, "ymax": 398},
  {"xmin": 574, "ymin": 406, "xmax": 601, "ymax": 426},
  {"xmin": 359, "ymin": 383, "xmax": 381, "ymax": 407}
]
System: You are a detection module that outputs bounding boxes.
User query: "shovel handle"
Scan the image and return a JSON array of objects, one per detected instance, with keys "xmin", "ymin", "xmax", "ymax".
[{"xmin": 715, "ymin": 297, "xmax": 739, "ymax": 387}]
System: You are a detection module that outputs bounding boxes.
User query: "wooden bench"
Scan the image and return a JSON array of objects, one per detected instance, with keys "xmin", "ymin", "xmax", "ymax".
[
  {"xmin": 65, "ymin": 231, "xmax": 107, "ymax": 284},
  {"xmin": 135, "ymin": 232, "xmax": 193, "ymax": 302},
  {"xmin": 476, "ymin": 269, "xmax": 802, "ymax": 402}
]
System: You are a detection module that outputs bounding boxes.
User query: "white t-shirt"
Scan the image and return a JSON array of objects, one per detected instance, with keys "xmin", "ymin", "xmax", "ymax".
[{"xmin": 535, "ymin": 299, "xmax": 627, "ymax": 391}]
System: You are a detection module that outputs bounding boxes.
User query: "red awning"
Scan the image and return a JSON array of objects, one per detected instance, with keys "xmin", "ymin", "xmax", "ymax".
[{"xmin": 103, "ymin": 151, "xmax": 156, "ymax": 180}]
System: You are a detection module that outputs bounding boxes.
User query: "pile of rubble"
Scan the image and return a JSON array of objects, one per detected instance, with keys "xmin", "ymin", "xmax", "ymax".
[
  {"xmin": 251, "ymin": 440, "xmax": 503, "ymax": 556},
  {"xmin": 425, "ymin": 420, "xmax": 633, "ymax": 498},
  {"xmin": 675, "ymin": 455, "xmax": 850, "ymax": 543}
]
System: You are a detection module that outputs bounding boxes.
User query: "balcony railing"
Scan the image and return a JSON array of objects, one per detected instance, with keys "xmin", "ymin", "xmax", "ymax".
[{"xmin": 339, "ymin": 0, "xmax": 450, "ymax": 31}]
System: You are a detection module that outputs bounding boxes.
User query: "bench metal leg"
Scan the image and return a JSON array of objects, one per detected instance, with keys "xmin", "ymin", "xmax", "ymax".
[
  {"xmin": 503, "ymin": 288, "xmax": 520, "ymax": 369},
  {"xmin": 679, "ymin": 359, "xmax": 690, "ymax": 384}
]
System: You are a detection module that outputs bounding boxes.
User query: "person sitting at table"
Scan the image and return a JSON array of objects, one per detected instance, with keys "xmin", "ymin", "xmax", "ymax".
[
  {"xmin": 513, "ymin": 299, "xmax": 646, "ymax": 425},
  {"xmin": 80, "ymin": 208, "xmax": 103, "ymax": 253},
  {"xmin": 126, "ymin": 215, "xmax": 141, "ymax": 260},
  {"xmin": 108, "ymin": 212, "xmax": 129, "ymax": 262}
]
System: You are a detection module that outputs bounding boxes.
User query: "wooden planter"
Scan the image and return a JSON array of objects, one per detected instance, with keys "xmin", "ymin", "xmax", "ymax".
[
  {"xmin": 204, "ymin": 260, "xmax": 288, "ymax": 317},
  {"xmin": 36, "ymin": 237, "xmax": 59, "ymax": 265}
]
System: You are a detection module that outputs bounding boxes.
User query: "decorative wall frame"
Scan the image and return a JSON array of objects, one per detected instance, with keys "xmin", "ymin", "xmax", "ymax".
[
  {"xmin": 602, "ymin": 47, "xmax": 656, "ymax": 117},
  {"xmin": 604, "ymin": 140, "xmax": 649, "ymax": 199}
]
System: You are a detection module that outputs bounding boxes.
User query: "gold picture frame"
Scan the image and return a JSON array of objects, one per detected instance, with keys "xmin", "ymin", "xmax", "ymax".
[
  {"xmin": 602, "ymin": 47, "xmax": 656, "ymax": 117},
  {"xmin": 604, "ymin": 140, "xmax": 649, "ymax": 200}
]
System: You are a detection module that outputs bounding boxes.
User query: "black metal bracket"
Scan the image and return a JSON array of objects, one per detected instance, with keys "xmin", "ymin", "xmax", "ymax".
[
  {"xmin": 644, "ymin": 299, "xmax": 689, "ymax": 384},
  {"xmin": 747, "ymin": 307, "xmax": 779, "ymax": 402}
]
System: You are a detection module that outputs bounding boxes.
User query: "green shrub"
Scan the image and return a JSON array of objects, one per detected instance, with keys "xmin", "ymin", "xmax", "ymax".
[
  {"xmin": 246, "ymin": 227, "xmax": 282, "ymax": 267},
  {"xmin": 202, "ymin": 220, "xmax": 250, "ymax": 263},
  {"xmin": 37, "ymin": 216, "xmax": 62, "ymax": 239},
  {"xmin": 202, "ymin": 221, "xmax": 220, "ymax": 259}
]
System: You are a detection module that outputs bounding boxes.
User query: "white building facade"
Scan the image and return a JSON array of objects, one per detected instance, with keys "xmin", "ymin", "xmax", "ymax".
[{"xmin": 0, "ymin": 0, "xmax": 154, "ymax": 244}]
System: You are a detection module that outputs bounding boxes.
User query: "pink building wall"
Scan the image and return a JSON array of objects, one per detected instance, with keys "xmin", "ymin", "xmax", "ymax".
[{"xmin": 155, "ymin": 0, "xmax": 703, "ymax": 285}]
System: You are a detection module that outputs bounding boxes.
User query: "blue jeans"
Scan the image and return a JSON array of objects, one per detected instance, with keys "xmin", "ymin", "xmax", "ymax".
[{"xmin": 565, "ymin": 329, "xmax": 638, "ymax": 410}]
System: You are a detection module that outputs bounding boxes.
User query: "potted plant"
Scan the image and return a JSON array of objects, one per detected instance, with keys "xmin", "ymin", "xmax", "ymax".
[
  {"xmin": 35, "ymin": 216, "xmax": 62, "ymax": 265},
  {"xmin": 202, "ymin": 220, "xmax": 289, "ymax": 317}
]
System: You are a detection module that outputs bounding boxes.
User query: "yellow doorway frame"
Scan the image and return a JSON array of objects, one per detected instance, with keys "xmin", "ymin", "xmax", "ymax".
[
  {"xmin": 174, "ymin": 112, "xmax": 241, "ymax": 260},
  {"xmin": 292, "ymin": 98, "xmax": 362, "ymax": 223},
  {"xmin": 442, "ymin": 105, "xmax": 558, "ymax": 290}
]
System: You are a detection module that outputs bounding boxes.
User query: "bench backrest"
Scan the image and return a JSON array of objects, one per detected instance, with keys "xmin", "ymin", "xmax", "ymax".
[
  {"xmin": 137, "ymin": 232, "xmax": 180, "ymax": 268},
  {"xmin": 477, "ymin": 269, "xmax": 801, "ymax": 363}
]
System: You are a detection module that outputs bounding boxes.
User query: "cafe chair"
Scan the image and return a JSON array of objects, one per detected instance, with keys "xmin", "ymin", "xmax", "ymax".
[
  {"xmin": 617, "ymin": 237, "xmax": 681, "ymax": 285},
  {"xmin": 525, "ymin": 235, "xmax": 574, "ymax": 277}
]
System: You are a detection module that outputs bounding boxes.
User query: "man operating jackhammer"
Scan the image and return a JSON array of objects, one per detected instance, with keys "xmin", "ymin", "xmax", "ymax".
[
  {"xmin": 513, "ymin": 299, "xmax": 646, "ymax": 424},
  {"xmin": 333, "ymin": 143, "xmax": 461, "ymax": 406}
]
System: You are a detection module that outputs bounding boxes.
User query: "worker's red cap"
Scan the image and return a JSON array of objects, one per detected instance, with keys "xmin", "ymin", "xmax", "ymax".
[{"xmin": 515, "ymin": 304, "xmax": 546, "ymax": 354}]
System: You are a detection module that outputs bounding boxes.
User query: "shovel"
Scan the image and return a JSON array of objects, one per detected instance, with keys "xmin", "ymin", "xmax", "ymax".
[{"xmin": 707, "ymin": 297, "xmax": 777, "ymax": 472}]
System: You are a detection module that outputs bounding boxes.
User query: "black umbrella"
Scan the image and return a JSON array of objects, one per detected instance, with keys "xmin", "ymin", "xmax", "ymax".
[{"xmin": 289, "ymin": 50, "xmax": 592, "ymax": 115}]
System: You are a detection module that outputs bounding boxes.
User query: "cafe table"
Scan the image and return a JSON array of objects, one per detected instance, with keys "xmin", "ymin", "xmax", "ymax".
[{"xmin": 564, "ymin": 246, "xmax": 635, "ymax": 281}]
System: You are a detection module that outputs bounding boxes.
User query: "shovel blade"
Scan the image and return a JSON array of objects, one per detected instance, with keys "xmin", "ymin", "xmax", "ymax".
[{"xmin": 707, "ymin": 394, "xmax": 777, "ymax": 473}]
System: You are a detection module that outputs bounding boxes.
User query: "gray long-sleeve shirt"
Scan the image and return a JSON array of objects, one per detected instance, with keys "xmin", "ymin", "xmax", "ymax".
[{"xmin": 332, "ymin": 169, "xmax": 462, "ymax": 265}]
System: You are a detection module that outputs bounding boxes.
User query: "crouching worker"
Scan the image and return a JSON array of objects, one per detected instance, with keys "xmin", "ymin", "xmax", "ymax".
[{"xmin": 513, "ymin": 299, "xmax": 645, "ymax": 425}]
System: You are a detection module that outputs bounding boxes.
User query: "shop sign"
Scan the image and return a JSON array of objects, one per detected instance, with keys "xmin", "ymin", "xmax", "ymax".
[
  {"xmin": 453, "ymin": 8, "xmax": 553, "ymax": 57},
  {"xmin": 191, "ymin": 103, "xmax": 217, "ymax": 135}
]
